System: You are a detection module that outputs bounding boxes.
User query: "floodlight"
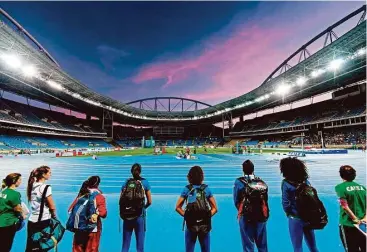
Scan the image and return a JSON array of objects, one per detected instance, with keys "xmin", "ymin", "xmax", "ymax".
[
  {"xmin": 276, "ymin": 84, "xmax": 291, "ymax": 95},
  {"xmin": 72, "ymin": 93, "xmax": 81, "ymax": 98},
  {"xmin": 328, "ymin": 59, "xmax": 343, "ymax": 71},
  {"xmin": 47, "ymin": 80, "xmax": 63, "ymax": 90},
  {"xmin": 1, "ymin": 54, "xmax": 21, "ymax": 69},
  {"xmin": 357, "ymin": 48, "xmax": 366, "ymax": 56},
  {"xmin": 22, "ymin": 65, "xmax": 37, "ymax": 77},
  {"xmin": 311, "ymin": 69, "xmax": 325, "ymax": 78},
  {"xmin": 296, "ymin": 76, "xmax": 307, "ymax": 86}
]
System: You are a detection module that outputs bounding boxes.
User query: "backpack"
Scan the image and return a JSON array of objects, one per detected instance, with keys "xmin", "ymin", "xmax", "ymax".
[
  {"xmin": 238, "ymin": 176, "xmax": 269, "ymax": 223},
  {"xmin": 290, "ymin": 181, "xmax": 328, "ymax": 230},
  {"xmin": 183, "ymin": 184, "xmax": 211, "ymax": 234},
  {"xmin": 66, "ymin": 191, "xmax": 99, "ymax": 233},
  {"xmin": 119, "ymin": 178, "xmax": 145, "ymax": 220}
]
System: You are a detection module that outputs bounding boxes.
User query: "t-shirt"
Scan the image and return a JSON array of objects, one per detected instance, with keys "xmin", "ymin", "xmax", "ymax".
[
  {"xmin": 0, "ymin": 188, "xmax": 21, "ymax": 227},
  {"xmin": 180, "ymin": 184, "xmax": 213, "ymax": 204},
  {"xmin": 335, "ymin": 181, "xmax": 366, "ymax": 227},
  {"xmin": 29, "ymin": 183, "xmax": 52, "ymax": 223}
]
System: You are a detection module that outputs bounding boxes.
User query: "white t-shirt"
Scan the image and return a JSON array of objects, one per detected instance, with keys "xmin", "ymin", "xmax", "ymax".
[{"xmin": 28, "ymin": 182, "xmax": 52, "ymax": 222}]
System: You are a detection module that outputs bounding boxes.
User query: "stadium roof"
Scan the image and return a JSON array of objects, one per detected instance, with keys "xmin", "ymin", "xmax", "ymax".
[{"xmin": 0, "ymin": 5, "xmax": 365, "ymax": 125}]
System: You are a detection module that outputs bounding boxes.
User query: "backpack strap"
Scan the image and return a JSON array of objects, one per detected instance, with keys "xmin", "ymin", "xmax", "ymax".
[
  {"xmin": 238, "ymin": 176, "xmax": 249, "ymax": 185},
  {"xmin": 199, "ymin": 184, "xmax": 208, "ymax": 191},
  {"xmin": 198, "ymin": 184, "xmax": 208, "ymax": 200},
  {"xmin": 182, "ymin": 184, "xmax": 195, "ymax": 231},
  {"xmin": 38, "ymin": 185, "xmax": 50, "ymax": 222},
  {"xmin": 285, "ymin": 179, "xmax": 304, "ymax": 188},
  {"xmin": 185, "ymin": 184, "xmax": 195, "ymax": 198}
]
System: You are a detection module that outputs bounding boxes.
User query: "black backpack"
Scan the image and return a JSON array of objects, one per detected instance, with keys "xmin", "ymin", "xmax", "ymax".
[
  {"xmin": 119, "ymin": 178, "xmax": 145, "ymax": 220},
  {"xmin": 289, "ymin": 181, "xmax": 328, "ymax": 230},
  {"xmin": 238, "ymin": 176, "xmax": 269, "ymax": 223},
  {"xmin": 183, "ymin": 184, "xmax": 211, "ymax": 234}
]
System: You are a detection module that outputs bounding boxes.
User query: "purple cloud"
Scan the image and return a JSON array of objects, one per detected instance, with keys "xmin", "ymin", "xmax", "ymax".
[{"xmin": 130, "ymin": 2, "xmax": 362, "ymax": 104}]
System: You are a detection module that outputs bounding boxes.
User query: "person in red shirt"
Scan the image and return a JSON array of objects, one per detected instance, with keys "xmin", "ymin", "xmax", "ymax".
[
  {"xmin": 69, "ymin": 176, "xmax": 107, "ymax": 252},
  {"xmin": 186, "ymin": 147, "xmax": 191, "ymax": 155}
]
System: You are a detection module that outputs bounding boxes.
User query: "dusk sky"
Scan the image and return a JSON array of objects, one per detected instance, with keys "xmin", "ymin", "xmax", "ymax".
[{"xmin": 1, "ymin": 1, "xmax": 364, "ymax": 106}]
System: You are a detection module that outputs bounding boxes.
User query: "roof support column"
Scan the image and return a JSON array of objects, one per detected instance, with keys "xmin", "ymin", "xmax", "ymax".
[{"xmin": 102, "ymin": 108, "xmax": 114, "ymax": 138}]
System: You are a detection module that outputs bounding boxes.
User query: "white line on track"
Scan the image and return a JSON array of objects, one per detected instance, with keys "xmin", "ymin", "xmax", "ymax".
[
  {"xmin": 47, "ymin": 178, "xmax": 347, "ymax": 183},
  {"xmin": 38, "ymin": 184, "xmax": 343, "ymax": 189}
]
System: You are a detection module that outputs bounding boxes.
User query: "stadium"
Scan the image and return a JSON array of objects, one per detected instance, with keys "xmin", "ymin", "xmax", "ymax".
[{"xmin": 0, "ymin": 3, "xmax": 365, "ymax": 252}]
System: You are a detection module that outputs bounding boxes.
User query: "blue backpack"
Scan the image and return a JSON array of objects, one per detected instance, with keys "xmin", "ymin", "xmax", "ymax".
[{"xmin": 66, "ymin": 191, "xmax": 99, "ymax": 233}]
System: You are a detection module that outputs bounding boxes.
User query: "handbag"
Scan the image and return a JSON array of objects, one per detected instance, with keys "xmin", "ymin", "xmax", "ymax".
[{"xmin": 29, "ymin": 185, "xmax": 65, "ymax": 251}]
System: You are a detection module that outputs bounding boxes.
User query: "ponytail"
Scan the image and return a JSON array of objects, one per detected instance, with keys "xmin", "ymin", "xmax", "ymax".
[
  {"xmin": 27, "ymin": 170, "xmax": 36, "ymax": 202},
  {"xmin": 27, "ymin": 166, "xmax": 50, "ymax": 202},
  {"xmin": 131, "ymin": 163, "xmax": 142, "ymax": 180},
  {"xmin": 78, "ymin": 176, "xmax": 101, "ymax": 197},
  {"xmin": 2, "ymin": 173, "xmax": 21, "ymax": 190},
  {"xmin": 2, "ymin": 179, "xmax": 6, "ymax": 189}
]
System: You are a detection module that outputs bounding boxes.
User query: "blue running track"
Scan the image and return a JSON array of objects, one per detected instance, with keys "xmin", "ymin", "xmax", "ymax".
[{"xmin": 1, "ymin": 151, "xmax": 365, "ymax": 252}]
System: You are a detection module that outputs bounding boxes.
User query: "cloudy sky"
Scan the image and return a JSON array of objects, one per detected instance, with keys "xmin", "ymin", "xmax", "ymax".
[{"xmin": 1, "ymin": 1, "xmax": 363, "ymax": 106}]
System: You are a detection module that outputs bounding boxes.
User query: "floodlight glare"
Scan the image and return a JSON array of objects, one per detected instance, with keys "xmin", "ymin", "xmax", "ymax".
[
  {"xmin": 255, "ymin": 97, "xmax": 263, "ymax": 102},
  {"xmin": 72, "ymin": 93, "xmax": 81, "ymax": 98},
  {"xmin": 296, "ymin": 76, "xmax": 307, "ymax": 86},
  {"xmin": 310, "ymin": 69, "xmax": 325, "ymax": 78},
  {"xmin": 1, "ymin": 54, "xmax": 21, "ymax": 69},
  {"xmin": 22, "ymin": 65, "xmax": 37, "ymax": 77},
  {"xmin": 276, "ymin": 84, "xmax": 291, "ymax": 96},
  {"xmin": 47, "ymin": 80, "xmax": 63, "ymax": 90},
  {"xmin": 328, "ymin": 59, "xmax": 343, "ymax": 71},
  {"xmin": 357, "ymin": 48, "xmax": 366, "ymax": 56}
]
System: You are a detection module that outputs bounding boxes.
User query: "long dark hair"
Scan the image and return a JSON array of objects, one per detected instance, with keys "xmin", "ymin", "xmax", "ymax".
[
  {"xmin": 2, "ymin": 173, "xmax": 21, "ymax": 189},
  {"xmin": 131, "ymin": 163, "xmax": 142, "ymax": 180},
  {"xmin": 78, "ymin": 176, "xmax": 101, "ymax": 197},
  {"xmin": 187, "ymin": 166, "xmax": 204, "ymax": 185},
  {"xmin": 280, "ymin": 157, "xmax": 309, "ymax": 183},
  {"xmin": 27, "ymin": 166, "xmax": 50, "ymax": 201}
]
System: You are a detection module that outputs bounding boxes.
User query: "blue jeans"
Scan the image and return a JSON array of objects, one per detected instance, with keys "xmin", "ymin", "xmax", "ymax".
[
  {"xmin": 121, "ymin": 216, "xmax": 145, "ymax": 252},
  {"xmin": 239, "ymin": 216, "xmax": 268, "ymax": 252},
  {"xmin": 288, "ymin": 217, "xmax": 318, "ymax": 252},
  {"xmin": 185, "ymin": 229, "xmax": 210, "ymax": 252}
]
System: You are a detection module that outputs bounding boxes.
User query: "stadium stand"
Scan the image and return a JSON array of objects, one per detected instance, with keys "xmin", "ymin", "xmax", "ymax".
[
  {"xmin": 0, "ymin": 134, "xmax": 112, "ymax": 150},
  {"xmin": 231, "ymin": 94, "xmax": 365, "ymax": 136},
  {"xmin": 0, "ymin": 98, "xmax": 106, "ymax": 137}
]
